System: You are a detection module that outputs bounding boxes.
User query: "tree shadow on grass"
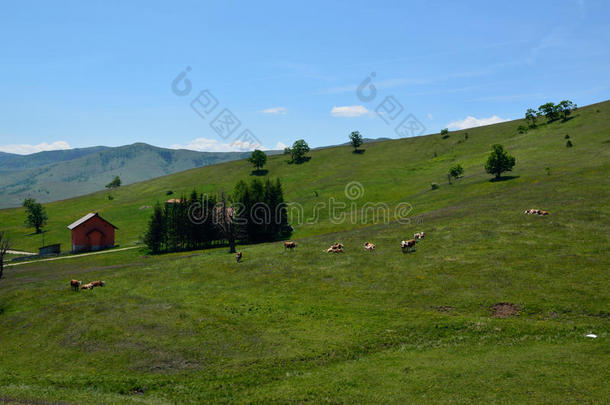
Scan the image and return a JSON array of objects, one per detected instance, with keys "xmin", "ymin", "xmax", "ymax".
[
  {"xmin": 250, "ymin": 169, "xmax": 269, "ymax": 176},
  {"xmin": 25, "ymin": 229, "xmax": 47, "ymax": 237},
  {"xmin": 352, "ymin": 149, "xmax": 366, "ymax": 154},
  {"xmin": 490, "ymin": 175, "xmax": 520, "ymax": 182}
]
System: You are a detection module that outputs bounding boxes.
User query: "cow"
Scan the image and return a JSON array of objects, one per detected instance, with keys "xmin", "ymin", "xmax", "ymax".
[
  {"xmin": 364, "ymin": 242, "xmax": 375, "ymax": 251},
  {"xmin": 525, "ymin": 209, "xmax": 539, "ymax": 215},
  {"xmin": 90, "ymin": 280, "xmax": 105, "ymax": 287},
  {"xmin": 236, "ymin": 251, "xmax": 243, "ymax": 263},
  {"xmin": 81, "ymin": 283, "xmax": 95, "ymax": 290},
  {"xmin": 414, "ymin": 232, "xmax": 425, "ymax": 240},
  {"xmin": 327, "ymin": 243, "xmax": 344, "ymax": 253},
  {"xmin": 401, "ymin": 239, "xmax": 416, "ymax": 253},
  {"xmin": 538, "ymin": 210, "xmax": 549, "ymax": 216},
  {"xmin": 284, "ymin": 241, "xmax": 297, "ymax": 251},
  {"xmin": 70, "ymin": 279, "xmax": 82, "ymax": 292}
]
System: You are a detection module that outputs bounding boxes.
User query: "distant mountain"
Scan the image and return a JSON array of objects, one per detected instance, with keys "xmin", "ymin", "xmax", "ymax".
[
  {"xmin": 0, "ymin": 146, "xmax": 110, "ymax": 170},
  {"xmin": 0, "ymin": 143, "xmax": 260, "ymax": 208}
]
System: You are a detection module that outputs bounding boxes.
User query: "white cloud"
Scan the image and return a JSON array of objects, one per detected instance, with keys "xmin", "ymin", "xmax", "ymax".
[
  {"xmin": 260, "ymin": 107, "xmax": 287, "ymax": 114},
  {"xmin": 330, "ymin": 105, "xmax": 372, "ymax": 117},
  {"xmin": 0, "ymin": 140, "xmax": 72, "ymax": 155},
  {"xmin": 446, "ymin": 115, "xmax": 509, "ymax": 130},
  {"xmin": 171, "ymin": 137, "xmax": 261, "ymax": 152},
  {"xmin": 275, "ymin": 141, "xmax": 288, "ymax": 150}
]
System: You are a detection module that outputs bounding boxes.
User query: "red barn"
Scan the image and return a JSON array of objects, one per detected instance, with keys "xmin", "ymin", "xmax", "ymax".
[{"xmin": 67, "ymin": 212, "xmax": 118, "ymax": 253}]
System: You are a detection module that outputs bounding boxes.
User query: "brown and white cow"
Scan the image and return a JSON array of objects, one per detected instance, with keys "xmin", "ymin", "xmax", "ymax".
[
  {"xmin": 414, "ymin": 232, "xmax": 425, "ymax": 240},
  {"xmin": 236, "ymin": 251, "xmax": 243, "ymax": 263},
  {"xmin": 70, "ymin": 279, "xmax": 82, "ymax": 292},
  {"xmin": 90, "ymin": 280, "xmax": 105, "ymax": 287},
  {"xmin": 364, "ymin": 242, "xmax": 375, "ymax": 251},
  {"xmin": 401, "ymin": 239, "xmax": 416, "ymax": 253},
  {"xmin": 538, "ymin": 210, "xmax": 549, "ymax": 216},
  {"xmin": 327, "ymin": 242, "xmax": 344, "ymax": 253},
  {"xmin": 284, "ymin": 241, "xmax": 297, "ymax": 251},
  {"xmin": 81, "ymin": 282, "xmax": 95, "ymax": 290}
]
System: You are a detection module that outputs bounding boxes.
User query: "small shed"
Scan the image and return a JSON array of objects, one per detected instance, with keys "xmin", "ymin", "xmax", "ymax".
[
  {"xmin": 39, "ymin": 243, "xmax": 61, "ymax": 256},
  {"xmin": 67, "ymin": 212, "xmax": 118, "ymax": 253}
]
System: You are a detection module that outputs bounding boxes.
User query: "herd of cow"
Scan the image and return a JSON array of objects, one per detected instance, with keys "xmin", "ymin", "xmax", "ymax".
[
  {"xmin": 70, "ymin": 279, "xmax": 105, "ymax": 291},
  {"xmin": 233, "ymin": 231, "xmax": 426, "ymax": 262}
]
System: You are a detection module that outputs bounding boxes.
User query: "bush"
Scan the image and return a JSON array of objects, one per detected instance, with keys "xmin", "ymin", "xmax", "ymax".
[
  {"xmin": 517, "ymin": 125, "xmax": 528, "ymax": 134},
  {"xmin": 449, "ymin": 164, "xmax": 464, "ymax": 180},
  {"xmin": 430, "ymin": 183, "xmax": 439, "ymax": 190},
  {"xmin": 564, "ymin": 134, "xmax": 570, "ymax": 139},
  {"xmin": 107, "ymin": 195, "xmax": 114, "ymax": 200},
  {"xmin": 166, "ymin": 190, "xmax": 174, "ymax": 196},
  {"xmin": 566, "ymin": 140, "xmax": 573, "ymax": 147}
]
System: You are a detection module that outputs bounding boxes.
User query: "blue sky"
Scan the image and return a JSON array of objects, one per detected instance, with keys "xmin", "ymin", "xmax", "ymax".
[{"xmin": 1, "ymin": 0, "xmax": 609, "ymax": 154}]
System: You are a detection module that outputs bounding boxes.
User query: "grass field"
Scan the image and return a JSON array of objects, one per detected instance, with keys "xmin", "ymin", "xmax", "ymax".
[{"xmin": 0, "ymin": 101, "xmax": 609, "ymax": 403}]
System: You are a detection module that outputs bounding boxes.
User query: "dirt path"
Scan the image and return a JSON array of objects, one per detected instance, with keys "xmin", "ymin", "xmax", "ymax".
[
  {"xmin": 6, "ymin": 250, "xmax": 37, "ymax": 256},
  {"xmin": 6, "ymin": 246, "xmax": 141, "ymax": 267}
]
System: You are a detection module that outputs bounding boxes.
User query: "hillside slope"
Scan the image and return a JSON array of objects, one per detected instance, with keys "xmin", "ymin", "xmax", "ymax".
[
  {"xmin": 0, "ymin": 143, "xmax": 256, "ymax": 208},
  {"xmin": 0, "ymin": 101, "xmax": 608, "ymax": 403},
  {"xmin": 1, "ymin": 101, "xmax": 608, "ymax": 252}
]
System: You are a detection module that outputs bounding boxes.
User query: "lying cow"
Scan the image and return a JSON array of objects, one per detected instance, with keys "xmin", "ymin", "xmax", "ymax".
[
  {"xmin": 327, "ymin": 242, "xmax": 344, "ymax": 253},
  {"xmin": 525, "ymin": 209, "xmax": 539, "ymax": 215},
  {"xmin": 284, "ymin": 241, "xmax": 297, "ymax": 251},
  {"xmin": 538, "ymin": 210, "xmax": 549, "ymax": 215},
  {"xmin": 70, "ymin": 279, "xmax": 82, "ymax": 292},
  {"xmin": 81, "ymin": 282, "xmax": 95, "ymax": 290},
  {"xmin": 236, "ymin": 251, "xmax": 243, "ymax": 263},
  {"xmin": 364, "ymin": 242, "xmax": 375, "ymax": 251},
  {"xmin": 414, "ymin": 232, "xmax": 425, "ymax": 240},
  {"xmin": 401, "ymin": 239, "xmax": 416, "ymax": 253},
  {"xmin": 90, "ymin": 280, "xmax": 105, "ymax": 287}
]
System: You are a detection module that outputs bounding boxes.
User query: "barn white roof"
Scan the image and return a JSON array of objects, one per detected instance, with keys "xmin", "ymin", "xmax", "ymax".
[{"xmin": 67, "ymin": 212, "xmax": 118, "ymax": 230}]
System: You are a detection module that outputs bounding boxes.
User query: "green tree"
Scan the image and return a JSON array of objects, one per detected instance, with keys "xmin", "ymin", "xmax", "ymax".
[
  {"xmin": 538, "ymin": 102, "xmax": 559, "ymax": 122},
  {"xmin": 144, "ymin": 203, "xmax": 166, "ymax": 253},
  {"xmin": 525, "ymin": 108, "xmax": 538, "ymax": 128},
  {"xmin": 485, "ymin": 144, "xmax": 516, "ymax": 179},
  {"xmin": 557, "ymin": 100, "xmax": 577, "ymax": 121},
  {"xmin": 349, "ymin": 131, "xmax": 363, "ymax": 152},
  {"xmin": 0, "ymin": 231, "xmax": 10, "ymax": 280},
  {"xmin": 105, "ymin": 175, "xmax": 122, "ymax": 189},
  {"xmin": 290, "ymin": 139, "xmax": 310, "ymax": 164},
  {"xmin": 248, "ymin": 149, "xmax": 268, "ymax": 171},
  {"xmin": 22, "ymin": 198, "xmax": 48, "ymax": 234},
  {"xmin": 449, "ymin": 164, "xmax": 464, "ymax": 180},
  {"xmin": 440, "ymin": 128, "xmax": 449, "ymax": 138}
]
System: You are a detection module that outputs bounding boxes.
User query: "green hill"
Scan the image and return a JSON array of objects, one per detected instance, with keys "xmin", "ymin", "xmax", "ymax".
[
  {"xmin": 0, "ymin": 143, "xmax": 257, "ymax": 208},
  {"xmin": 0, "ymin": 101, "xmax": 608, "ymax": 403}
]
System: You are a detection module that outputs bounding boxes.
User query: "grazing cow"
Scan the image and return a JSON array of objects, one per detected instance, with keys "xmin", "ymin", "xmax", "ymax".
[
  {"xmin": 70, "ymin": 279, "xmax": 82, "ymax": 292},
  {"xmin": 284, "ymin": 241, "xmax": 297, "ymax": 251},
  {"xmin": 401, "ymin": 239, "xmax": 416, "ymax": 253},
  {"xmin": 414, "ymin": 232, "xmax": 425, "ymax": 240},
  {"xmin": 81, "ymin": 283, "xmax": 95, "ymax": 290},
  {"xmin": 364, "ymin": 242, "xmax": 375, "ymax": 251},
  {"xmin": 236, "ymin": 251, "xmax": 242, "ymax": 263},
  {"xmin": 90, "ymin": 280, "xmax": 105, "ymax": 287}
]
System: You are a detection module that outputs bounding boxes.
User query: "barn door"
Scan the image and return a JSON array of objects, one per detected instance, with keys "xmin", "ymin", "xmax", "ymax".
[{"xmin": 88, "ymin": 229, "xmax": 104, "ymax": 251}]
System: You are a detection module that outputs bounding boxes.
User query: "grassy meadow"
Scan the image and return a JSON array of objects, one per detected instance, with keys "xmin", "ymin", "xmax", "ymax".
[{"xmin": 0, "ymin": 101, "xmax": 608, "ymax": 403}]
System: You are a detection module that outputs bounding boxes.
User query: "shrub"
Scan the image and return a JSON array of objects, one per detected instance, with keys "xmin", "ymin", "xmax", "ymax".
[
  {"xmin": 107, "ymin": 195, "xmax": 114, "ymax": 200},
  {"xmin": 566, "ymin": 140, "xmax": 573, "ymax": 147},
  {"xmin": 430, "ymin": 183, "xmax": 439, "ymax": 190},
  {"xmin": 166, "ymin": 190, "xmax": 174, "ymax": 195},
  {"xmin": 517, "ymin": 125, "xmax": 528, "ymax": 134},
  {"xmin": 564, "ymin": 134, "xmax": 570, "ymax": 139}
]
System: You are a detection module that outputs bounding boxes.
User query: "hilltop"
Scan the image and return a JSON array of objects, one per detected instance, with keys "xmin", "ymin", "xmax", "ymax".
[
  {"xmin": 1, "ymin": 101, "xmax": 608, "ymax": 253},
  {"xmin": 0, "ymin": 143, "xmax": 261, "ymax": 208}
]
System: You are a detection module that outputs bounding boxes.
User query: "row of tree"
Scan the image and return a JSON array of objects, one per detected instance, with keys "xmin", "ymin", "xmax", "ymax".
[
  {"xmin": 525, "ymin": 100, "xmax": 577, "ymax": 127},
  {"xmin": 144, "ymin": 178, "xmax": 291, "ymax": 254}
]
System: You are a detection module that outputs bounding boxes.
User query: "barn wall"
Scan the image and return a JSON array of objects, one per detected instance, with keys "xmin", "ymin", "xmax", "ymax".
[{"xmin": 71, "ymin": 216, "xmax": 116, "ymax": 252}]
